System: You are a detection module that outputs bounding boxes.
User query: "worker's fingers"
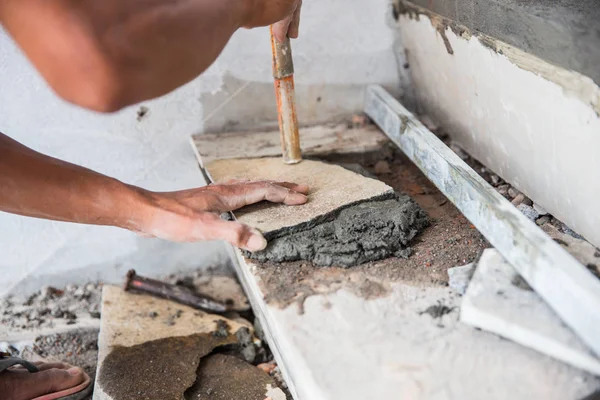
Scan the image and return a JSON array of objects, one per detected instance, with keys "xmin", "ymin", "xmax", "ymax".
[
  {"xmin": 207, "ymin": 181, "xmax": 309, "ymax": 211},
  {"xmin": 268, "ymin": 181, "xmax": 309, "ymax": 194},
  {"xmin": 212, "ymin": 180, "xmax": 309, "ymax": 195},
  {"xmin": 287, "ymin": 1, "xmax": 302, "ymax": 39},
  {"xmin": 272, "ymin": 17, "xmax": 292, "ymax": 43},
  {"xmin": 195, "ymin": 214, "xmax": 267, "ymax": 252}
]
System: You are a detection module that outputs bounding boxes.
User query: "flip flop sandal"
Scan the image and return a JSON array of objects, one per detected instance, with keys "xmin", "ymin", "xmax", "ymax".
[{"xmin": 0, "ymin": 352, "xmax": 92, "ymax": 400}]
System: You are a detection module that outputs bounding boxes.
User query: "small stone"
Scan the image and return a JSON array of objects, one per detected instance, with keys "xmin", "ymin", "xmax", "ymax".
[
  {"xmin": 89, "ymin": 311, "xmax": 101, "ymax": 319},
  {"xmin": 257, "ymin": 362, "xmax": 277, "ymax": 374},
  {"xmin": 40, "ymin": 286, "xmax": 63, "ymax": 300},
  {"xmin": 511, "ymin": 194, "xmax": 526, "ymax": 206},
  {"xmin": 518, "ymin": 204, "xmax": 539, "ymax": 221},
  {"xmin": 561, "ymin": 224, "xmax": 584, "ymax": 240},
  {"xmin": 65, "ymin": 284, "xmax": 77, "ymax": 293},
  {"xmin": 496, "ymin": 184, "xmax": 510, "ymax": 197},
  {"xmin": 536, "ymin": 216, "xmax": 550, "ymax": 226},
  {"xmin": 63, "ymin": 310, "xmax": 77, "ymax": 321},
  {"xmin": 85, "ymin": 283, "xmax": 96, "ymax": 292},
  {"xmin": 351, "ymin": 114, "xmax": 369, "ymax": 127},
  {"xmin": 447, "ymin": 263, "xmax": 476, "ymax": 295},
  {"xmin": 28, "ymin": 310, "xmax": 40, "ymax": 321},
  {"xmin": 51, "ymin": 308, "xmax": 64, "ymax": 318},
  {"xmin": 533, "ymin": 203, "xmax": 548, "ymax": 216},
  {"xmin": 73, "ymin": 287, "xmax": 85, "ymax": 298},
  {"xmin": 374, "ymin": 160, "xmax": 391, "ymax": 174},
  {"xmin": 490, "ymin": 175, "xmax": 500, "ymax": 186},
  {"xmin": 522, "ymin": 197, "xmax": 533, "ymax": 206},
  {"xmin": 508, "ymin": 187, "xmax": 521, "ymax": 198}
]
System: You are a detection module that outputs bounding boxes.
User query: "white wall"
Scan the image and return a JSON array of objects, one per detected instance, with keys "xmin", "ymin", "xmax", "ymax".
[
  {"xmin": 396, "ymin": 13, "xmax": 600, "ymax": 249},
  {"xmin": 0, "ymin": 0, "xmax": 400, "ymax": 296}
]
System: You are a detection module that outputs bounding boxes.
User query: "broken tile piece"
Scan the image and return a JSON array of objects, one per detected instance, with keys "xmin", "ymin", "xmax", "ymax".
[
  {"xmin": 206, "ymin": 157, "xmax": 394, "ymax": 237},
  {"xmin": 447, "ymin": 262, "xmax": 475, "ymax": 295},
  {"xmin": 184, "ymin": 354, "xmax": 285, "ymax": 400},
  {"xmin": 461, "ymin": 249, "xmax": 600, "ymax": 375},
  {"xmin": 542, "ymin": 224, "xmax": 599, "ymax": 269},
  {"xmin": 93, "ymin": 286, "xmax": 251, "ymax": 400}
]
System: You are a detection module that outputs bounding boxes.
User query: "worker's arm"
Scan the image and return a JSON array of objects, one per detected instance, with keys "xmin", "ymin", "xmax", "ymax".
[
  {"xmin": 0, "ymin": 132, "xmax": 308, "ymax": 250},
  {"xmin": 0, "ymin": 0, "xmax": 301, "ymax": 112}
]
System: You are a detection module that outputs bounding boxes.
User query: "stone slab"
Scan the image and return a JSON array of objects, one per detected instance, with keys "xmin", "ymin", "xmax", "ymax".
[
  {"xmin": 191, "ymin": 124, "xmax": 389, "ymax": 166},
  {"xmin": 461, "ymin": 249, "xmax": 600, "ymax": 376},
  {"xmin": 205, "ymin": 157, "xmax": 394, "ymax": 237},
  {"xmin": 230, "ymin": 247, "xmax": 600, "ymax": 400},
  {"xmin": 93, "ymin": 286, "xmax": 251, "ymax": 400}
]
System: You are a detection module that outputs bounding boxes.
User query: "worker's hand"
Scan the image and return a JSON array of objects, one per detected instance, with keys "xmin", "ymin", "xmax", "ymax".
[
  {"xmin": 134, "ymin": 180, "xmax": 309, "ymax": 251},
  {"xmin": 243, "ymin": 0, "xmax": 302, "ymax": 43}
]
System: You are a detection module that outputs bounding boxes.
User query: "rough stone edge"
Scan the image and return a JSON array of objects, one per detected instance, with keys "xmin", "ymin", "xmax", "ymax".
[{"xmin": 461, "ymin": 249, "xmax": 600, "ymax": 376}]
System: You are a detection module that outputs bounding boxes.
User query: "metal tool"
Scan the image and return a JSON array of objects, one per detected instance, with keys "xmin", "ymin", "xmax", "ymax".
[
  {"xmin": 270, "ymin": 26, "xmax": 302, "ymax": 164},
  {"xmin": 123, "ymin": 269, "xmax": 231, "ymax": 314}
]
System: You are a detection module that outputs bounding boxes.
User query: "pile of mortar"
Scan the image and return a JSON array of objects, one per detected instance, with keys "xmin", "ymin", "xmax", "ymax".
[{"xmin": 246, "ymin": 192, "xmax": 429, "ymax": 267}]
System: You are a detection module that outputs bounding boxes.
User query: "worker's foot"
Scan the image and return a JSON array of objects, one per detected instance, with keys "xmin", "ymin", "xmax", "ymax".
[{"xmin": 0, "ymin": 362, "xmax": 89, "ymax": 400}]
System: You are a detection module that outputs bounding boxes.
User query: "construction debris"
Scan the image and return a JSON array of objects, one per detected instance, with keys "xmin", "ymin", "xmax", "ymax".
[
  {"xmin": 123, "ymin": 269, "xmax": 237, "ymax": 313},
  {"xmin": 517, "ymin": 204, "xmax": 539, "ymax": 221},
  {"xmin": 164, "ymin": 272, "xmax": 250, "ymax": 312},
  {"xmin": 92, "ymin": 279, "xmax": 288, "ymax": 400},
  {"xmin": 0, "ymin": 283, "xmax": 102, "ymax": 334},
  {"xmin": 447, "ymin": 262, "xmax": 475, "ymax": 295},
  {"xmin": 461, "ymin": 249, "xmax": 600, "ymax": 375}
]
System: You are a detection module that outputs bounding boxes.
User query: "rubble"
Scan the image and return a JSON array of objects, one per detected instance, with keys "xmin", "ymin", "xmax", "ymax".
[
  {"xmin": 511, "ymin": 193, "xmax": 526, "ymax": 206},
  {"xmin": 0, "ymin": 283, "xmax": 102, "ymax": 332},
  {"xmin": 536, "ymin": 215, "xmax": 551, "ymax": 226},
  {"xmin": 447, "ymin": 263, "xmax": 476, "ymax": 295},
  {"xmin": 517, "ymin": 204, "xmax": 539, "ymax": 221},
  {"xmin": 373, "ymin": 160, "xmax": 391, "ymax": 174}
]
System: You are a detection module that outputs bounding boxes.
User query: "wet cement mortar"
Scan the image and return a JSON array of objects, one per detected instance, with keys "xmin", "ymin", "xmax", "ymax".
[
  {"xmin": 247, "ymin": 194, "xmax": 430, "ymax": 268},
  {"xmin": 248, "ymin": 147, "xmax": 490, "ymax": 311}
]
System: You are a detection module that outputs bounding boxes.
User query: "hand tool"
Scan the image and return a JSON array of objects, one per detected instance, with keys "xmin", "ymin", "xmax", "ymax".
[
  {"xmin": 123, "ymin": 269, "xmax": 234, "ymax": 314},
  {"xmin": 270, "ymin": 26, "xmax": 302, "ymax": 164}
]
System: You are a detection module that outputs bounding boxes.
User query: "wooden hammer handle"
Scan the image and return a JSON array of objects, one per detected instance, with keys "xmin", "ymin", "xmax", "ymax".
[{"xmin": 270, "ymin": 26, "xmax": 302, "ymax": 164}]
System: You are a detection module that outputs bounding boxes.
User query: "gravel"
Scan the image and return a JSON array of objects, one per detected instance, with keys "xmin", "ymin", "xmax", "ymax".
[
  {"xmin": 517, "ymin": 204, "xmax": 540, "ymax": 221},
  {"xmin": 1, "ymin": 284, "xmax": 102, "ymax": 331}
]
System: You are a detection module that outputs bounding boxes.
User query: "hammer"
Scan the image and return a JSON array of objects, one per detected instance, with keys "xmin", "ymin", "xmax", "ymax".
[{"xmin": 270, "ymin": 27, "xmax": 302, "ymax": 164}]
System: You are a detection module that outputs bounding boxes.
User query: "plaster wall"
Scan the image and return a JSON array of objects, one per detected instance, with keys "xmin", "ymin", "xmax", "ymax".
[
  {"xmin": 395, "ymin": 11, "xmax": 600, "ymax": 248},
  {"xmin": 0, "ymin": 0, "xmax": 401, "ymax": 296}
]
